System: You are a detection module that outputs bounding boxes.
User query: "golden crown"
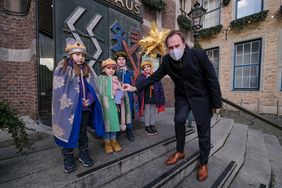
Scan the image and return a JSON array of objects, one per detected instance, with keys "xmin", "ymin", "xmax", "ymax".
[
  {"xmin": 141, "ymin": 60, "xmax": 153, "ymax": 69},
  {"xmin": 101, "ymin": 58, "xmax": 117, "ymax": 68},
  {"xmin": 65, "ymin": 41, "xmax": 86, "ymax": 55}
]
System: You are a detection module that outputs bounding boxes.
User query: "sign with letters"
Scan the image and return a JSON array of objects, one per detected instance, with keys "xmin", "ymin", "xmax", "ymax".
[{"xmin": 54, "ymin": 0, "xmax": 142, "ymax": 76}]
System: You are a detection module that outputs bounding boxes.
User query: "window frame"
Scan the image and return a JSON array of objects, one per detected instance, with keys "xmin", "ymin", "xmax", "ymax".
[
  {"xmin": 202, "ymin": 0, "xmax": 221, "ymax": 29},
  {"xmin": 235, "ymin": 0, "xmax": 264, "ymax": 19},
  {"xmin": 205, "ymin": 47, "xmax": 220, "ymax": 77},
  {"xmin": 233, "ymin": 39, "xmax": 262, "ymax": 91}
]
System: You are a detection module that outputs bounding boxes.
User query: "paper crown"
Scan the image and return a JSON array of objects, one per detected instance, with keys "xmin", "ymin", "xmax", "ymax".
[
  {"xmin": 101, "ymin": 58, "xmax": 117, "ymax": 68},
  {"xmin": 65, "ymin": 38, "xmax": 86, "ymax": 55},
  {"xmin": 113, "ymin": 51, "xmax": 128, "ymax": 60},
  {"xmin": 141, "ymin": 60, "xmax": 153, "ymax": 69}
]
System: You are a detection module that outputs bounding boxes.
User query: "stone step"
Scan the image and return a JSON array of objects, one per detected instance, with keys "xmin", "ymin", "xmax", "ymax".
[
  {"xmin": 60, "ymin": 116, "xmax": 220, "ymax": 188},
  {"xmin": 177, "ymin": 123, "xmax": 248, "ymax": 188},
  {"xmin": 264, "ymin": 134, "xmax": 282, "ymax": 188},
  {"xmin": 230, "ymin": 129, "xmax": 271, "ymax": 188},
  {"xmin": 94, "ymin": 118, "xmax": 234, "ymax": 188},
  {"xmin": 0, "ymin": 111, "xmax": 213, "ymax": 188}
]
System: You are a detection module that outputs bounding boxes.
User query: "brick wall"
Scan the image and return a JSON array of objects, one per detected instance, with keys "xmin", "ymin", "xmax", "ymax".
[
  {"xmin": 142, "ymin": 3, "xmax": 156, "ymax": 22},
  {"xmin": 0, "ymin": 0, "xmax": 38, "ymax": 119},
  {"xmin": 161, "ymin": 77, "xmax": 175, "ymax": 107},
  {"xmin": 162, "ymin": 0, "xmax": 176, "ymax": 30}
]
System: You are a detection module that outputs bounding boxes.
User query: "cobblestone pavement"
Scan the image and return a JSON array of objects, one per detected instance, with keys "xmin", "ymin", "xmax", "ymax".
[{"xmin": 221, "ymin": 110, "xmax": 282, "ymax": 145}]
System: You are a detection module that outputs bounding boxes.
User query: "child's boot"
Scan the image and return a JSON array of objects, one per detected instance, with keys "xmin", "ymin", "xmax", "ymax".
[
  {"xmin": 145, "ymin": 126, "xmax": 154, "ymax": 136},
  {"xmin": 126, "ymin": 128, "xmax": 135, "ymax": 142},
  {"xmin": 79, "ymin": 149, "xmax": 94, "ymax": 167},
  {"xmin": 111, "ymin": 139, "xmax": 122, "ymax": 152},
  {"xmin": 63, "ymin": 153, "xmax": 75, "ymax": 173},
  {"xmin": 104, "ymin": 140, "xmax": 113, "ymax": 154},
  {"xmin": 150, "ymin": 125, "xmax": 158, "ymax": 135}
]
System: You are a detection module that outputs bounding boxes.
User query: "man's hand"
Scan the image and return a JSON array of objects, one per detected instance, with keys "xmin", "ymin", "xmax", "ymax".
[
  {"xmin": 213, "ymin": 108, "xmax": 221, "ymax": 120},
  {"xmin": 122, "ymin": 84, "xmax": 137, "ymax": 92}
]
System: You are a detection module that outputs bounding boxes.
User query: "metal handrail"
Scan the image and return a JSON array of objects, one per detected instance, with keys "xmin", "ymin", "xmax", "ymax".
[{"xmin": 222, "ymin": 98, "xmax": 282, "ymax": 131}]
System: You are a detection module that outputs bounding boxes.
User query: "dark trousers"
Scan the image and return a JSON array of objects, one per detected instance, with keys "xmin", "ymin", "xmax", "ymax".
[
  {"xmin": 174, "ymin": 98, "xmax": 211, "ymax": 165},
  {"xmin": 62, "ymin": 111, "xmax": 90, "ymax": 155}
]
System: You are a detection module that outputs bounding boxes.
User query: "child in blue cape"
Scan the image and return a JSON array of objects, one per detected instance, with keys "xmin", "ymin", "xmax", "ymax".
[{"xmin": 52, "ymin": 38, "xmax": 105, "ymax": 173}]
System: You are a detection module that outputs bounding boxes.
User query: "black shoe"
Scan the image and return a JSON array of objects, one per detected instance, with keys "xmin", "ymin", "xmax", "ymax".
[
  {"xmin": 150, "ymin": 125, "xmax": 158, "ymax": 135},
  {"xmin": 63, "ymin": 154, "xmax": 75, "ymax": 173},
  {"xmin": 79, "ymin": 150, "xmax": 94, "ymax": 167},
  {"xmin": 145, "ymin": 126, "xmax": 154, "ymax": 136},
  {"xmin": 126, "ymin": 129, "xmax": 135, "ymax": 142}
]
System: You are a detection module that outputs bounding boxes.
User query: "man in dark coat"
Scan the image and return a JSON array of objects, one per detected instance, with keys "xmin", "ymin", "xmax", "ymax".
[{"xmin": 123, "ymin": 30, "xmax": 222, "ymax": 181}]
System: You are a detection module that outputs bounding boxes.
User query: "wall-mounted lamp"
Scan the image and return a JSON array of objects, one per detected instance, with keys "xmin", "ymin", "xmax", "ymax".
[
  {"xmin": 4, "ymin": 0, "xmax": 31, "ymax": 16},
  {"xmin": 222, "ymin": 27, "xmax": 230, "ymax": 40},
  {"xmin": 188, "ymin": 0, "xmax": 207, "ymax": 45}
]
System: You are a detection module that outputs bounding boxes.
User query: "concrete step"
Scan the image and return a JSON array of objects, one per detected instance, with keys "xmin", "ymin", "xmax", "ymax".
[
  {"xmin": 264, "ymin": 134, "xmax": 282, "ymax": 188},
  {"xmin": 230, "ymin": 129, "xmax": 271, "ymax": 188},
  {"xmin": 59, "ymin": 116, "xmax": 220, "ymax": 188},
  {"xmin": 94, "ymin": 118, "xmax": 234, "ymax": 188},
  {"xmin": 0, "ymin": 109, "xmax": 208, "ymax": 188},
  {"xmin": 177, "ymin": 123, "xmax": 248, "ymax": 188}
]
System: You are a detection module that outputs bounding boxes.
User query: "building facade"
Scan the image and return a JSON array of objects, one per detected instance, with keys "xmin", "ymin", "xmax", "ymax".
[
  {"xmin": 0, "ymin": 0, "xmax": 281, "ymax": 124},
  {"xmin": 197, "ymin": 0, "xmax": 282, "ymax": 114}
]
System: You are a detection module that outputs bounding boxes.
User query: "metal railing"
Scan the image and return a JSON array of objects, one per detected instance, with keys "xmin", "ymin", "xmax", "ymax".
[{"xmin": 222, "ymin": 98, "xmax": 282, "ymax": 131}]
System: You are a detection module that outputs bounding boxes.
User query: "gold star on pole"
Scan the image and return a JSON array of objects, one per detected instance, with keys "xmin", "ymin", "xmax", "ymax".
[{"xmin": 139, "ymin": 22, "xmax": 170, "ymax": 58}]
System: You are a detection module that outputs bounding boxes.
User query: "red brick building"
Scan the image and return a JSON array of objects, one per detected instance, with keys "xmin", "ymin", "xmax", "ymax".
[{"xmin": 0, "ymin": 0, "xmax": 37, "ymax": 119}]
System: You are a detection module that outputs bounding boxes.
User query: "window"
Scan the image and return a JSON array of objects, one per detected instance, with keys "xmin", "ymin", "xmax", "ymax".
[
  {"xmin": 202, "ymin": 0, "xmax": 221, "ymax": 28},
  {"xmin": 206, "ymin": 48, "xmax": 219, "ymax": 77},
  {"xmin": 234, "ymin": 39, "xmax": 261, "ymax": 90},
  {"xmin": 179, "ymin": 0, "xmax": 186, "ymax": 11},
  {"xmin": 38, "ymin": 0, "xmax": 54, "ymax": 126},
  {"xmin": 236, "ymin": 0, "xmax": 263, "ymax": 19}
]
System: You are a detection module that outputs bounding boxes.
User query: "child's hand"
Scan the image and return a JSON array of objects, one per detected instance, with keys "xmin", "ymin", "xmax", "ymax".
[
  {"xmin": 122, "ymin": 84, "xmax": 137, "ymax": 92},
  {"xmin": 82, "ymin": 99, "xmax": 90, "ymax": 107}
]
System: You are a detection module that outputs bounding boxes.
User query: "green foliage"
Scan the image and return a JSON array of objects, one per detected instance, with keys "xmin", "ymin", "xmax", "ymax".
[
  {"xmin": 177, "ymin": 15, "xmax": 192, "ymax": 31},
  {"xmin": 193, "ymin": 42, "xmax": 202, "ymax": 49},
  {"xmin": 199, "ymin": 25, "xmax": 223, "ymax": 38},
  {"xmin": 0, "ymin": 101, "xmax": 30, "ymax": 151},
  {"xmin": 142, "ymin": 0, "xmax": 166, "ymax": 10},
  {"xmin": 229, "ymin": 10, "xmax": 269, "ymax": 31}
]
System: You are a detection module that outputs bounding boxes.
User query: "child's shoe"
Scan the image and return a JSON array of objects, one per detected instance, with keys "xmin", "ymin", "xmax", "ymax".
[
  {"xmin": 145, "ymin": 126, "xmax": 154, "ymax": 136},
  {"xmin": 63, "ymin": 154, "xmax": 75, "ymax": 173},
  {"xmin": 79, "ymin": 150, "xmax": 94, "ymax": 167},
  {"xmin": 126, "ymin": 128, "xmax": 135, "ymax": 142},
  {"xmin": 111, "ymin": 140, "xmax": 122, "ymax": 152},
  {"xmin": 104, "ymin": 141, "xmax": 113, "ymax": 154},
  {"xmin": 150, "ymin": 125, "xmax": 158, "ymax": 135}
]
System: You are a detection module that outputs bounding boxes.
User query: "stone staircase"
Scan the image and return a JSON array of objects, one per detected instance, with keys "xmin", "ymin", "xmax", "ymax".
[{"xmin": 0, "ymin": 110, "xmax": 282, "ymax": 188}]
